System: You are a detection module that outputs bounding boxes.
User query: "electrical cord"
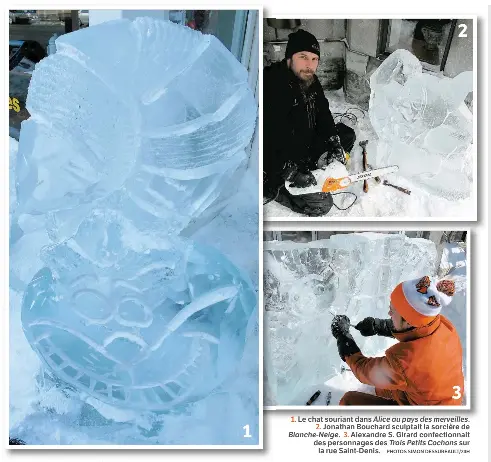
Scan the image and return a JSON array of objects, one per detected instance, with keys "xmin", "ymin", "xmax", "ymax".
[
  {"xmin": 331, "ymin": 191, "xmax": 357, "ymax": 211},
  {"xmin": 332, "ymin": 107, "xmax": 366, "ymax": 126}
]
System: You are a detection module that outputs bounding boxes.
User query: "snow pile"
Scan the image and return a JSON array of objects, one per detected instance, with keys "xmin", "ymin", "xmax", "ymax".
[
  {"xmin": 9, "ymin": 17, "xmax": 258, "ymax": 446},
  {"xmin": 264, "ymin": 233, "xmax": 467, "ymax": 406}
]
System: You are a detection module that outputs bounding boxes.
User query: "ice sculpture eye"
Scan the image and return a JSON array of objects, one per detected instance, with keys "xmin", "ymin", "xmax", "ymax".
[
  {"xmin": 15, "ymin": 17, "xmax": 257, "ymax": 241},
  {"xmin": 21, "ymin": 237, "xmax": 256, "ymax": 411},
  {"xmin": 116, "ymin": 298, "xmax": 153, "ymax": 328},
  {"xmin": 71, "ymin": 288, "xmax": 114, "ymax": 323}
]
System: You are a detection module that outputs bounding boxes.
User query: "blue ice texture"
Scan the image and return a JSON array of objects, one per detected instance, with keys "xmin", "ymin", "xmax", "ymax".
[
  {"xmin": 369, "ymin": 49, "xmax": 473, "ymax": 199},
  {"xmin": 22, "ymin": 226, "xmax": 256, "ymax": 412},
  {"xmin": 14, "ymin": 16, "xmax": 257, "ymax": 242},
  {"xmin": 11, "ymin": 16, "xmax": 258, "ymax": 444}
]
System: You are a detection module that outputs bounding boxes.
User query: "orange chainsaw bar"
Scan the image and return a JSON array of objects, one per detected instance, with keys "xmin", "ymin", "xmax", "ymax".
[{"xmin": 322, "ymin": 166, "xmax": 399, "ymax": 193}]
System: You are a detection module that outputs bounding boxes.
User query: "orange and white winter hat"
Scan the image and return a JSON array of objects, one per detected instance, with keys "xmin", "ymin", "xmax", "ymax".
[{"xmin": 390, "ymin": 276, "xmax": 455, "ymax": 327}]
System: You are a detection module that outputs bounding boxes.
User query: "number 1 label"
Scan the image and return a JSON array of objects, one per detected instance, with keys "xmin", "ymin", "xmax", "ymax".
[{"xmin": 243, "ymin": 424, "xmax": 252, "ymax": 438}]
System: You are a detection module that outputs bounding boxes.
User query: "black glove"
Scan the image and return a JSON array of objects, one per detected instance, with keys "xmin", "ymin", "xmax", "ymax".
[
  {"xmin": 317, "ymin": 151, "xmax": 331, "ymax": 169},
  {"xmin": 331, "ymin": 315, "xmax": 361, "ymax": 362},
  {"xmin": 329, "ymin": 135, "xmax": 347, "ymax": 165},
  {"xmin": 318, "ymin": 135, "xmax": 346, "ymax": 167},
  {"xmin": 331, "ymin": 315, "xmax": 351, "ymax": 339},
  {"xmin": 282, "ymin": 161, "xmax": 299, "ymax": 182},
  {"xmin": 289, "ymin": 171, "xmax": 317, "ymax": 188},
  {"xmin": 355, "ymin": 317, "xmax": 394, "ymax": 338},
  {"xmin": 336, "ymin": 335, "xmax": 361, "ymax": 362}
]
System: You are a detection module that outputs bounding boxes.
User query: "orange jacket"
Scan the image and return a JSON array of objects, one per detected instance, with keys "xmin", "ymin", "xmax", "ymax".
[{"xmin": 346, "ymin": 315, "xmax": 464, "ymax": 405}]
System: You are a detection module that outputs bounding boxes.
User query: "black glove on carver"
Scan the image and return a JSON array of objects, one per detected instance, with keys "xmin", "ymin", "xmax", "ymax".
[
  {"xmin": 289, "ymin": 171, "xmax": 317, "ymax": 188},
  {"xmin": 331, "ymin": 315, "xmax": 361, "ymax": 362},
  {"xmin": 317, "ymin": 135, "xmax": 347, "ymax": 168},
  {"xmin": 328, "ymin": 135, "xmax": 347, "ymax": 165},
  {"xmin": 355, "ymin": 317, "xmax": 394, "ymax": 338},
  {"xmin": 317, "ymin": 136, "xmax": 347, "ymax": 168},
  {"xmin": 281, "ymin": 161, "xmax": 317, "ymax": 188}
]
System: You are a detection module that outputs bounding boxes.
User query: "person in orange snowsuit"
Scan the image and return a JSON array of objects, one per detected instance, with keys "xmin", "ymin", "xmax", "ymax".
[{"xmin": 331, "ymin": 276, "xmax": 464, "ymax": 406}]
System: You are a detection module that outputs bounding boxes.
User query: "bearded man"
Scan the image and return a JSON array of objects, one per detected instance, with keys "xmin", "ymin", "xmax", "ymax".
[{"xmin": 263, "ymin": 29, "xmax": 347, "ymax": 213}]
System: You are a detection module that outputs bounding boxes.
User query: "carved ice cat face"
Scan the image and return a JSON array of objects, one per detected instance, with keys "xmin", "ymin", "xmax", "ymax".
[{"xmin": 22, "ymin": 241, "xmax": 256, "ymax": 411}]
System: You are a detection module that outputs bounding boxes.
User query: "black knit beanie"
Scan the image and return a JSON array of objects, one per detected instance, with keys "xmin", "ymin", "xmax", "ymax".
[{"xmin": 285, "ymin": 29, "xmax": 320, "ymax": 59}]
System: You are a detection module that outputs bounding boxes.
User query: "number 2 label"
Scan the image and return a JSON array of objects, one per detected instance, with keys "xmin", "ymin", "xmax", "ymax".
[{"xmin": 458, "ymin": 24, "xmax": 467, "ymax": 38}]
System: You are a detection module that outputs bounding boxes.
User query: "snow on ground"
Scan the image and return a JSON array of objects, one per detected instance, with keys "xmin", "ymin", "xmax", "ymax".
[
  {"xmin": 264, "ymin": 89, "xmax": 474, "ymax": 219},
  {"xmin": 264, "ymin": 233, "xmax": 468, "ymax": 407}
]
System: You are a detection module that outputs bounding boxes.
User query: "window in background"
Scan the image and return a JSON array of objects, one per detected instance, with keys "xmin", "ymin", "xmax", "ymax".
[
  {"xmin": 383, "ymin": 19, "xmax": 456, "ymax": 72},
  {"xmin": 182, "ymin": 10, "xmax": 249, "ymax": 61}
]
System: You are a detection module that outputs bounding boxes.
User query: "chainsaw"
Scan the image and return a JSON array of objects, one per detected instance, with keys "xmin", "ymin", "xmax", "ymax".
[{"xmin": 286, "ymin": 165, "xmax": 399, "ymax": 196}]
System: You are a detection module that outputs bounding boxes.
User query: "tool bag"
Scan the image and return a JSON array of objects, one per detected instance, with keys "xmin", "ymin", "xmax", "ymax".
[
  {"xmin": 275, "ymin": 190, "xmax": 335, "ymax": 216},
  {"xmin": 275, "ymin": 188, "xmax": 357, "ymax": 217}
]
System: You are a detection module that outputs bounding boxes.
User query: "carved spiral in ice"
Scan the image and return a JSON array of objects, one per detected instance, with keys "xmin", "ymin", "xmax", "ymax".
[
  {"xmin": 21, "ymin": 236, "xmax": 256, "ymax": 411},
  {"xmin": 15, "ymin": 17, "xmax": 257, "ymax": 240},
  {"xmin": 369, "ymin": 49, "xmax": 473, "ymax": 198}
]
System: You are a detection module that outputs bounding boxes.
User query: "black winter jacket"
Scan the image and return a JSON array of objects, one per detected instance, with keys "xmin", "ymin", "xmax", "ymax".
[{"xmin": 263, "ymin": 60, "xmax": 339, "ymax": 187}]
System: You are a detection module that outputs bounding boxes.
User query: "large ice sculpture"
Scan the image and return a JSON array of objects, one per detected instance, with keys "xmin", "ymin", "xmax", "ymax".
[
  {"xmin": 14, "ymin": 17, "xmax": 257, "ymax": 241},
  {"xmin": 21, "ymin": 226, "xmax": 256, "ymax": 412},
  {"xmin": 13, "ymin": 16, "xmax": 258, "ymax": 422},
  {"xmin": 264, "ymin": 233, "xmax": 437, "ymax": 405},
  {"xmin": 369, "ymin": 49, "xmax": 473, "ymax": 199}
]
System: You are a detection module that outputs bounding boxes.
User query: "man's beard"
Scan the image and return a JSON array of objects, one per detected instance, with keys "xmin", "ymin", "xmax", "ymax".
[{"xmin": 289, "ymin": 65, "xmax": 315, "ymax": 89}]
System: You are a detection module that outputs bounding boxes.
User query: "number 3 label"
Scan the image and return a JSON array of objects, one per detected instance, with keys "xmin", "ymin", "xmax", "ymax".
[{"xmin": 452, "ymin": 386, "xmax": 462, "ymax": 399}]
